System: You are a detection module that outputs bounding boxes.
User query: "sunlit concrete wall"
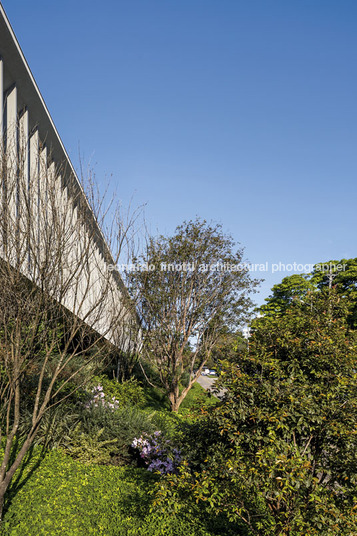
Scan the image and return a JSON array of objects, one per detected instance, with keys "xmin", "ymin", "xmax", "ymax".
[{"xmin": 0, "ymin": 4, "xmax": 135, "ymax": 349}]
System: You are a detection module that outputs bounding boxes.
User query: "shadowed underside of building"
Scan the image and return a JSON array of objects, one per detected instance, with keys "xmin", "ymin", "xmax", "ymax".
[{"xmin": 0, "ymin": 3, "xmax": 137, "ymax": 350}]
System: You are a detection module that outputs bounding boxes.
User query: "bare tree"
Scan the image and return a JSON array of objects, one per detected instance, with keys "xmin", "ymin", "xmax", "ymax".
[
  {"xmin": 0, "ymin": 125, "xmax": 139, "ymax": 519},
  {"xmin": 128, "ymin": 219, "xmax": 259, "ymax": 412},
  {"xmin": 78, "ymin": 168, "xmax": 146, "ymax": 380}
]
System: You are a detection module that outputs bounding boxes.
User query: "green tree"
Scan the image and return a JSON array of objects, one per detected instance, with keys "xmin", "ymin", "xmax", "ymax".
[
  {"xmin": 208, "ymin": 327, "xmax": 246, "ymax": 368},
  {"xmin": 260, "ymin": 273, "xmax": 315, "ymax": 316},
  {"xmin": 155, "ymin": 290, "xmax": 357, "ymax": 535},
  {"xmin": 129, "ymin": 218, "xmax": 259, "ymax": 412},
  {"xmin": 311, "ymin": 258, "xmax": 357, "ymax": 328},
  {"xmin": 261, "ymin": 258, "xmax": 357, "ymax": 327}
]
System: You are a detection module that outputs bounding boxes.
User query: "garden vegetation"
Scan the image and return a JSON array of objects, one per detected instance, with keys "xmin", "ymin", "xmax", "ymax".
[{"xmin": 1, "ymin": 169, "xmax": 356, "ymax": 536}]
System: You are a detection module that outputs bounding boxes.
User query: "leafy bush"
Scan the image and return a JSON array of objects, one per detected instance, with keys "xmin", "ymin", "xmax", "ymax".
[
  {"xmin": 59, "ymin": 425, "xmax": 117, "ymax": 465},
  {"xmin": 59, "ymin": 403, "xmax": 178, "ymax": 465},
  {"xmin": 85, "ymin": 383, "xmax": 120, "ymax": 410},
  {"xmin": 18, "ymin": 386, "xmax": 180, "ymax": 466},
  {"xmin": 89, "ymin": 375, "xmax": 146, "ymax": 408},
  {"xmin": 154, "ymin": 291, "xmax": 357, "ymax": 535},
  {"xmin": 16, "ymin": 402, "xmax": 82, "ymax": 450},
  {"xmin": 17, "ymin": 406, "xmax": 179, "ymax": 467}
]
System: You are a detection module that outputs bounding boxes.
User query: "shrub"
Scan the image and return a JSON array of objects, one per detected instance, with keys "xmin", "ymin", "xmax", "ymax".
[
  {"xmin": 18, "ymin": 394, "xmax": 180, "ymax": 466},
  {"xmin": 85, "ymin": 384, "xmax": 120, "ymax": 410},
  {"xmin": 89, "ymin": 376, "xmax": 146, "ymax": 408},
  {"xmin": 59, "ymin": 425, "xmax": 117, "ymax": 465},
  {"xmin": 154, "ymin": 292, "xmax": 357, "ymax": 535},
  {"xmin": 59, "ymin": 404, "xmax": 178, "ymax": 465}
]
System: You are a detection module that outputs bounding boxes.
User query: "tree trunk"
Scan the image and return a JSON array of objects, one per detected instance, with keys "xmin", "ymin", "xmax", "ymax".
[
  {"xmin": 168, "ymin": 391, "xmax": 179, "ymax": 412},
  {"xmin": 168, "ymin": 370, "xmax": 204, "ymax": 412},
  {"xmin": 0, "ymin": 488, "xmax": 4, "ymax": 523},
  {"xmin": 168, "ymin": 383, "xmax": 181, "ymax": 412},
  {"xmin": 170, "ymin": 399, "xmax": 180, "ymax": 412},
  {"xmin": 0, "ymin": 432, "xmax": 38, "ymax": 524},
  {"xmin": 168, "ymin": 383, "xmax": 190, "ymax": 412},
  {"xmin": 0, "ymin": 472, "xmax": 13, "ymax": 523}
]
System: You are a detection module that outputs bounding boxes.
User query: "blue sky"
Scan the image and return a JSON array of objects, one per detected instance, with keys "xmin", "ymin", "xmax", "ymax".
[{"xmin": 2, "ymin": 0, "xmax": 357, "ymax": 305}]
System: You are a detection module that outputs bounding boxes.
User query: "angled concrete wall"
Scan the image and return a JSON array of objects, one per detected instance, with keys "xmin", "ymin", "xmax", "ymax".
[{"xmin": 0, "ymin": 3, "xmax": 136, "ymax": 349}]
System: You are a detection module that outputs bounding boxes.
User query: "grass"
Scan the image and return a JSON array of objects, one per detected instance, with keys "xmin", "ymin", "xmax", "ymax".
[
  {"xmin": 179, "ymin": 382, "xmax": 219, "ymax": 415},
  {"xmin": 141, "ymin": 380, "xmax": 219, "ymax": 416}
]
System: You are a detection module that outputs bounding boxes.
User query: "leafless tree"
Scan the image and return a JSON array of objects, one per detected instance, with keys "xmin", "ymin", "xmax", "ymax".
[{"xmin": 0, "ymin": 125, "xmax": 140, "ymax": 519}]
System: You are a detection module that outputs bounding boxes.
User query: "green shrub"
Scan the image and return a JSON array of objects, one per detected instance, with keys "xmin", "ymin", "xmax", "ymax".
[
  {"xmin": 59, "ymin": 425, "xmax": 117, "ymax": 465},
  {"xmin": 59, "ymin": 404, "xmax": 179, "ymax": 465},
  {"xmin": 90, "ymin": 376, "xmax": 146, "ymax": 407},
  {"xmin": 16, "ymin": 401, "xmax": 83, "ymax": 450},
  {"xmin": 155, "ymin": 292, "xmax": 357, "ymax": 535},
  {"xmin": 17, "ymin": 393, "xmax": 181, "ymax": 466},
  {"xmin": 67, "ymin": 406, "xmax": 153, "ymax": 464}
]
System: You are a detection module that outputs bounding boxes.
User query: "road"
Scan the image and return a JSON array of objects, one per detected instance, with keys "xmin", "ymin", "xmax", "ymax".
[{"xmin": 197, "ymin": 375, "xmax": 226, "ymax": 399}]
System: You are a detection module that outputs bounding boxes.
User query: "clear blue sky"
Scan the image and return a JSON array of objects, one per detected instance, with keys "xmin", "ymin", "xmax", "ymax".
[{"xmin": 2, "ymin": 0, "xmax": 357, "ymax": 305}]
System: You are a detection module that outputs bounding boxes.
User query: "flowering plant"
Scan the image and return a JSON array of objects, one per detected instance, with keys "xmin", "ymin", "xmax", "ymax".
[
  {"xmin": 131, "ymin": 431, "xmax": 181, "ymax": 474},
  {"xmin": 85, "ymin": 384, "xmax": 120, "ymax": 411}
]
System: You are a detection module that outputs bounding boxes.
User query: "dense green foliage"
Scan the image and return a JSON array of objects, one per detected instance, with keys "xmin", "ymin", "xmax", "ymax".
[
  {"xmin": 2, "ymin": 257, "xmax": 356, "ymax": 535},
  {"xmin": 89, "ymin": 376, "xmax": 146, "ymax": 408},
  {"xmin": 14, "ymin": 374, "xmax": 186, "ymax": 469},
  {"xmin": 155, "ymin": 291, "xmax": 357, "ymax": 535},
  {"xmin": 1, "ymin": 449, "xmax": 239, "ymax": 536},
  {"xmin": 262, "ymin": 258, "xmax": 357, "ymax": 327}
]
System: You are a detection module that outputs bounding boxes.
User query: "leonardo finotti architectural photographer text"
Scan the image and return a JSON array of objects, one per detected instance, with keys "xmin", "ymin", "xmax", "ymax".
[{"xmin": 108, "ymin": 262, "xmax": 347, "ymax": 274}]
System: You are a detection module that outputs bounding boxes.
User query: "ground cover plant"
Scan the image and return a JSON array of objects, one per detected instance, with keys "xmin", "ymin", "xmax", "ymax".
[{"xmin": 0, "ymin": 436, "xmax": 242, "ymax": 535}]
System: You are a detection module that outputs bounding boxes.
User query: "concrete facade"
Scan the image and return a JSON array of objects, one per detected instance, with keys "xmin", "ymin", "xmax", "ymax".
[{"xmin": 0, "ymin": 3, "xmax": 136, "ymax": 349}]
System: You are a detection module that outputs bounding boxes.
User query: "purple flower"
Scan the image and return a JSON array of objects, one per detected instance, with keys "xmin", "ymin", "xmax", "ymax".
[
  {"xmin": 131, "ymin": 432, "xmax": 181, "ymax": 474},
  {"xmin": 85, "ymin": 384, "xmax": 119, "ymax": 412}
]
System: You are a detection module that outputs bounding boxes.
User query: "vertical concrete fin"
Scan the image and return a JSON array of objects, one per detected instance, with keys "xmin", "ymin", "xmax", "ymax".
[
  {"xmin": 29, "ymin": 129, "xmax": 39, "ymax": 277},
  {"xmin": 18, "ymin": 109, "xmax": 29, "ymax": 274},
  {"xmin": 5, "ymin": 85, "xmax": 17, "ymax": 151},
  {"xmin": 0, "ymin": 58, "xmax": 3, "ymax": 255},
  {"xmin": 19, "ymin": 109, "xmax": 29, "ymax": 186},
  {"xmin": 0, "ymin": 57, "xmax": 3, "ymax": 149},
  {"xmin": 5, "ymin": 85, "xmax": 17, "ymax": 263}
]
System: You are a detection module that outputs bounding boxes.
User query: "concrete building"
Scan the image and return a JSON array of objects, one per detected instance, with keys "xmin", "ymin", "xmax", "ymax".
[{"xmin": 0, "ymin": 3, "xmax": 136, "ymax": 349}]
